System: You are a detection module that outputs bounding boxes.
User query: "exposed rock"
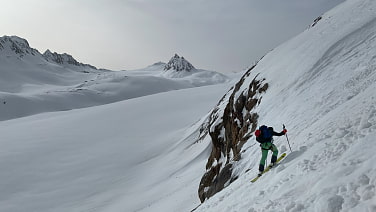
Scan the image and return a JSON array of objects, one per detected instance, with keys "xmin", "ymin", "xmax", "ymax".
[
  {"xmin": 197, "ymin": 64, "xmax": 268, "ymax": 202},
  {"xmin": 164, "ymin": 54, "xmax": 195, "ymax": 72},
  {"xmin": 311, "ymin": 16, "xmax": 322, "ymax": 28},
  {"xmin": 43, "ymin": 49, "xmax": 97, "ymax": 70},
  {"xmin": 0, "ymin": 36, "xmax": 40, "ymax": 57}
]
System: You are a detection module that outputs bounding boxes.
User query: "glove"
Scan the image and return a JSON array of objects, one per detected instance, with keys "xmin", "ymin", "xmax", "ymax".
[{"xmin": 282, "ymin": 129, "xmax": 287, "ymax": 134}]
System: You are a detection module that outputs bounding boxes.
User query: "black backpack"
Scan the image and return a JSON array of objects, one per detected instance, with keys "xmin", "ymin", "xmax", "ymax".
[{"xmin": 256, "ymin": 125, "xmax": 273, "ymax": 143}]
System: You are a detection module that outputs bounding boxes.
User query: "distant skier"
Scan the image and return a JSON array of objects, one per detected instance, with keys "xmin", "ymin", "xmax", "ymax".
[{"xmin": 254, "ymin": 125, "xmax": 287, "ymax": 176}]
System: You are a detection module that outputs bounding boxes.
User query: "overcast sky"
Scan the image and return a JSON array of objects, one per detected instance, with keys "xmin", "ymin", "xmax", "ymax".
[{"xmin": 1, "ymin": 0, "xmax": 345, "ymax": 72}]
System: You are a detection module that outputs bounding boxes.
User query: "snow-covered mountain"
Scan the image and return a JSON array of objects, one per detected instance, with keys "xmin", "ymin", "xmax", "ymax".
[
  {"xmin": 0, "ymin": 35, "xmax": 40, "ymax": 57},
  {"xmin": 164, "ymin": 53, "xmax": 195, "ymax": 72},
  {"xmin": 0, "ymin": 35, "xmax": 101, "ymax": 92},
  {"xmin": 0, "ymin": 35, "xmax": 97, "ymax": 72},
  {"xmin": 0, "ymin": 0, "xmax": 375, "ymax": 211},
  {"xmin": 161, "ymin": 54, "xmax": 228, "ymax": 82}
]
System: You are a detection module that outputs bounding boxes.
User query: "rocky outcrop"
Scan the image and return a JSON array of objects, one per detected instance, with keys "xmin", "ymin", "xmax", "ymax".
[
  {"xmin": 197, "ymin": 64, "xmax": 268, "ymax": 202},
  {"xmin": 0, "ymin": 36, "xmax": 40, "ymax": 57},
  {"xmin": 164, "ymin": 54, "xmax": 195, "ymax": 72},
  {"xmin": 43, "ymin": 50, "xmax": 97, "ymax": 70},
  {"xmin": 311, "ymin": 16, "xmax": 322, "ymax": 28}
]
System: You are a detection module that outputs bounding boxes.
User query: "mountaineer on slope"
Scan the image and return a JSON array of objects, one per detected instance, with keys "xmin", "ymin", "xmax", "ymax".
[{"xmin": 254, "ymin": 125, "xmax": 287, "ymax": 176}]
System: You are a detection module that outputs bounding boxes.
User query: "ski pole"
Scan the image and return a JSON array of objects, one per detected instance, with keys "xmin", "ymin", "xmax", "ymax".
[{"xmin": 283, "ymin": 124, "xmax": 292, "ymax": 152}]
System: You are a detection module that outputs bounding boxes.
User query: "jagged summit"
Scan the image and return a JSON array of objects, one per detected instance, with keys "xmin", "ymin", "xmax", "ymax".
[
  {"xmin": 43, "ymin": 49, "xmax": 79, "ymax": 65},
  {"xmin": 43, "ymin": 49, "xmax": 97, "ymax": 69},
  {"xmin": 164, "ymin": 54, "xmax": 195, "ymax": 72},
  {"xmin": 0, "ymin": 35, "xmax": 40, "ymax": 57},
  {"xmin": 161, "ymin": 53, "xmax": 228, "ymax": 81}
]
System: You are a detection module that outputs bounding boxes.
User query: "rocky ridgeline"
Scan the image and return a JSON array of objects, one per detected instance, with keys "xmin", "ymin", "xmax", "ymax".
[
  {"xmin": 0, "ymin": 35, "xmax": 97, "ymax": 70},
  {"xmin": 43, "ymin": 49, "xmax": 97, "ymax": 69}
]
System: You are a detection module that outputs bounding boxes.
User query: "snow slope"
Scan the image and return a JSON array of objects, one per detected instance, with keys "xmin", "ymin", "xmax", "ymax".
[
  {"xmin": 195, "ymin": 0, "xmax": 376, "ymax": 211},
  {"xmin": 0, "ymin": 82, "xmax": 233, "ymax": 212}
]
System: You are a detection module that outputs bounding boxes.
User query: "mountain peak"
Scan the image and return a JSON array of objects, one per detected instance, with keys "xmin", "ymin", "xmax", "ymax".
[
  {"xmin": 0, "ymin": 35, "xmax": 39, "ymax": 56},
  {"xmin": 164, "ymin": 53, "xmax": 195, "ymax": 72},
  {"xmin": 43, "ymin": 49, "xmax": 79, "ymax": 65},
  {"xmin": 43, "ymin": 49, "xmax": 97, "ymax": 69}
]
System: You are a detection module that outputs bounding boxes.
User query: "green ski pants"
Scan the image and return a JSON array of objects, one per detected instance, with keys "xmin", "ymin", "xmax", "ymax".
[{"xmin": 259, "ymin": 142, "xmax": 278, "ymax": 171}]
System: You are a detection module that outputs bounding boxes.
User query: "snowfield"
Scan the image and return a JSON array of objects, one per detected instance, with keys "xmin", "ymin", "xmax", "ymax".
[
  {"xmin": 1, "ymin": 0, "xmax": 376, "ymax": 211},
  {"xmin": 0, "ymin": 83, "xmax": 232, "ymax": 212}
]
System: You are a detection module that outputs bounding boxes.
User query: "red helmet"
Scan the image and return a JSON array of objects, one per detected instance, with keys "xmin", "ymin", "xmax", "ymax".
[{"xmin": 255, "ymin": 129, "xmax": 261, "ymax": 137}]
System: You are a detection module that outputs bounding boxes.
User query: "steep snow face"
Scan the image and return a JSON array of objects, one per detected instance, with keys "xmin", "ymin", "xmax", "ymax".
[{"xmin": 195, "ymin": 0, "xmax": 376, "ymax": 211}]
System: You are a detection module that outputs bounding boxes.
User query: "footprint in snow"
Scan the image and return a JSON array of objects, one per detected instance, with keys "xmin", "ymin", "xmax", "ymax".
[
  {"xmin": 334, "ymin": 128, "xmax": 349, "ymax": 139},
  {"xmin": 358, "ymin": 108, "xmax": 374, "ymax": 130},
  {"xmin": 327, "ymin": 195, "xmax": 345, "ymax": 212}
]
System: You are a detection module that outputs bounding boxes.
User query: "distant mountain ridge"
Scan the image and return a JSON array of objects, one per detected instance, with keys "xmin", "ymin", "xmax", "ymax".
[
  {"xmin": 43, "ymin": 49, "xmax": 97, "ymax": 70},
  {"xmin": 0, "ymin": 35, "xmax": 97, "ymax": 70}
]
